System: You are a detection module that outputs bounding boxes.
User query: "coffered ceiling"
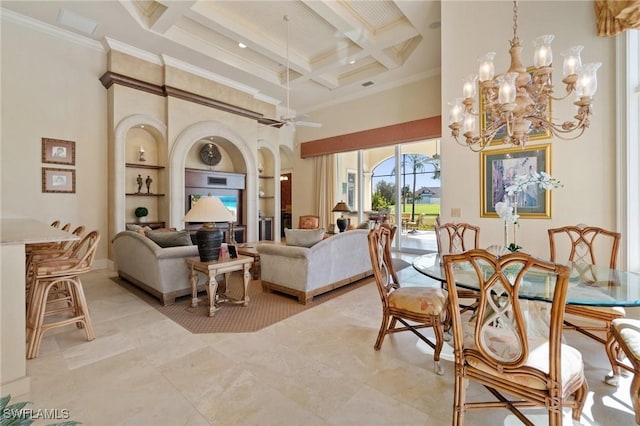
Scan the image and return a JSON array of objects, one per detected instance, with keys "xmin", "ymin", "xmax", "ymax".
[{"xmin": 2, "ymin": 1, "xmax": 441, "ymax": 117}]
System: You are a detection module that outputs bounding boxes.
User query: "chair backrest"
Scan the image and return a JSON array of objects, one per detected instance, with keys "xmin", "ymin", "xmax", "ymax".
[
  {"xmin": 299, "ymin": 215, "xmax": 320, "ymax": 229},
  {"xmin": 50, "ymin": 220, "xmax": 61, "ymax": 228},
  {"xmin": 63, "ymin": 225, "xmax": 86, "ymax": 252},
  {"xmin": 443, "ymin": 249, "xmax": 570, "ymax": 381},
  {"xmin": 548, "ymin": 224, "xmax": 620, "ymax": 268},
  {"xmin": 68, "ymin": 230, "xmax": 101, "ymax": 273},
  {"xmin": 435, "ymin": 217, "xmax": 480, "ymax": 254},
  {"xmin": 61, "ymin": 223, "xmax": 71, "ymax": 232},
  {"xmin": 368, "ymin": 225, "xmax": 399, "ymax": 306}
]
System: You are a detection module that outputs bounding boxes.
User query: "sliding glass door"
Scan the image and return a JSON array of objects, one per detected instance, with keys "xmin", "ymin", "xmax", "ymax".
[{"xmin": 336, "ymin": 139, "xmax": 440, "ymax": 253}]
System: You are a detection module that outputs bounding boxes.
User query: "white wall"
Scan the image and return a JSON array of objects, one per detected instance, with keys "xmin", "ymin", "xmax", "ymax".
[
  {"xmin": 1, "ymin": 15, "xmax": 109, "ymax": 262},
  {"xmin": 440, "ymin": 1, "xmax": 616, "ymax": 257}
]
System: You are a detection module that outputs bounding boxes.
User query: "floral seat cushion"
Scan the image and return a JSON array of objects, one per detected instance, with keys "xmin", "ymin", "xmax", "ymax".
[{"xmin": 388, "ymin": 287, "xmax": 447, "ymax": 315}]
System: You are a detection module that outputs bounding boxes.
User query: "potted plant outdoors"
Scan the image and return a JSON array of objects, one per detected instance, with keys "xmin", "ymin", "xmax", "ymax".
[{"xmin": 134, "ymin": 207, "xmax": 149, "ymax": 223}]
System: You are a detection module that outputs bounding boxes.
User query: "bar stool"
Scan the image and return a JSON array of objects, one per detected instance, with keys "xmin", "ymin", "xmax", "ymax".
[
  {"xmin": 26, "ymin": 230, "xmax": 99, "ymax": 359},
  {"xmin": 25, "ymin": 225, "xmax": 85, "ymax": 310}
]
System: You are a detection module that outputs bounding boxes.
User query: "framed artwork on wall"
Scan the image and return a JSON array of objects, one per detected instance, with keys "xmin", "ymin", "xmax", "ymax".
[
  {"xmin": 42, "ymin": 167, "xmax": 76, "ymax": 193},
  {"xmin": 480, "ymin": 143, "xmax": 551, "ymax": 218},
  {"xmin": 42, "ymin": 138, "xmax": 76, "ymax": 165}
]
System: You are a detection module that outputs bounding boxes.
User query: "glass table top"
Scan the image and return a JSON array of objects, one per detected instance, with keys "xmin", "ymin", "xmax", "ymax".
[{"xmin": 412, "ymin": 253, "xmax": 640, "ymax": 307}]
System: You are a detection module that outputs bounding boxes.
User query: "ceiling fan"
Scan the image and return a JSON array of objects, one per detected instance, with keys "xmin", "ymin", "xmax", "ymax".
[{"xmin": 273, "ymin": 15, "xmax": 322, "ymax": 132}]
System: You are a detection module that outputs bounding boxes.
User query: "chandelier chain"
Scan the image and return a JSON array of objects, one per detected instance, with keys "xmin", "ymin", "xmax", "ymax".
[{"xmin": 512, "ymin": 1, "xmax": 518, "ymax": 41}]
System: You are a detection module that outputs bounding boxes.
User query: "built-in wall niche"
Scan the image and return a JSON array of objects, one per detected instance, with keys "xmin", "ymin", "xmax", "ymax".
[
  {"xmin": 184, "ymin": 169, "xmax": 246, "ymax": 242},
  {"xmin": 125, "ymin": 127, "xmax": 165, "ymax": 224}
]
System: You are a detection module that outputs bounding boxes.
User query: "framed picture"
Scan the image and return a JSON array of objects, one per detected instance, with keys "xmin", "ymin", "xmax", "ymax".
[
  {"xmin": 42, "ymin": 138, "xmax": 75, "ymax": 165},
  {"xmin": 479, "ymin": 68, "xmax": 552, "ymax": 144},
  {"xmin": 42, "ymin": 167, "xmax": 76, "ymax": 193},
  {"xmin": 328, "ymin": 223, "xmax": 336, "ymax": 234},
  {"xmin": 480, "ymin": 143, "xmax": 551, "ymax": 218},
  {"xmin": 228, "ymin": 244, "xmax": 238, "ymax": 259}
]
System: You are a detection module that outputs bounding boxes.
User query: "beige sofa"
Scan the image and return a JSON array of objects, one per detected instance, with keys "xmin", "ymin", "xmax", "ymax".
[
  {"xmin": 256, "ymin": 229, "xmax": 372, "ymax": 304},
  {"xmin": 112, "ymin": 230, "xmax": 200, "ymax": 305}
]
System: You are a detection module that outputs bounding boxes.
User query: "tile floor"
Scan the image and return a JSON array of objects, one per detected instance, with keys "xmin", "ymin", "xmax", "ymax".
[{"xmin": 17, "ymin": 255, "xmax": 638, "ymax": 426}]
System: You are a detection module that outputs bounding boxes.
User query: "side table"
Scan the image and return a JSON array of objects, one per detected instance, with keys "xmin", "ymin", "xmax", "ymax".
[
  {"xmin": 185, "ymin": 255, "xmax": 253, "ymax": 317},
  {"xmin": 236, "ymin": 244, "xmax": 260, "ymax": 280}
]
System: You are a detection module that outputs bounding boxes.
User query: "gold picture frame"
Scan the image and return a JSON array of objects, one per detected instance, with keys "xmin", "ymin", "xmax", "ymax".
[
  {"xmin": 42, "ymin": 138, "xmax": 76, "ymax": 165},
  {"xmin": 42, "ymin": 167, "xmax": 76, "ymax": 193},
  {"xmin": 479, "ymin": 68, "xmax": 552, "ymax": 145},
  {"xmin": 480, "ymin": 143, "xmax": 551, "ymax": 218}
]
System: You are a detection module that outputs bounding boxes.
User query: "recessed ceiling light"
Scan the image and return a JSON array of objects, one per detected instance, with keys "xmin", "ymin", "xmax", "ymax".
[
  {"xmin": 238, "ymin": 42, "xmax": 247, "ymax": 49},
  {"xmin": 349, "ymin": 59, "xmax": 356, "ymax": 65},
  {"xmin": 140, "ymin": 125, "xmax": 145, "ymax": 129},
  {"xmin": 57, "ymin": 8, "xmax": 98, "ymax": 35}
]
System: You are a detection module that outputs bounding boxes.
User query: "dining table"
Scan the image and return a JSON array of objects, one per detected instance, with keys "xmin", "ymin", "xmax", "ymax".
[
  {"xmin": 411, "ymin": 252, "xmax": 640, "ymax": 377},
  {"xmin": 412, "ymin": 253, "xmax": 640, "ymax": 308}
]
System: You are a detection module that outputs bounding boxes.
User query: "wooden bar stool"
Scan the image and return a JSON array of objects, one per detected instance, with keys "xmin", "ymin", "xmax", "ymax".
[
  {"xmin": 26, "ymin": 231, "xmax": 100, "ymax": 359},
  {"xmin": 25, "ymin": 225, "xmax": 85, "ymax": 310}
]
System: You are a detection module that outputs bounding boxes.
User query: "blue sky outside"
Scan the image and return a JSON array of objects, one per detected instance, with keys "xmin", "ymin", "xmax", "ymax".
[{"xmin": 371, "ymin": 155, "xmax": 441, "ymax": 193}]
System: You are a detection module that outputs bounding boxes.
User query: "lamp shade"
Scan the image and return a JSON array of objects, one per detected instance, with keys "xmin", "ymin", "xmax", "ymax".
[
  {"xmin": 332, "ymin": 201, "xmax": 350, "ymax": 213},
  {"xmin": 332, "ymin": 201, "xmax": 350, "ymax": 232},
  {"xmin": 184, "ymin": 196, "xmax": 235, "ymax": 223},
  {"xmin": 184, "ymin": 196, "xmax": 235, "ymax": 262}
]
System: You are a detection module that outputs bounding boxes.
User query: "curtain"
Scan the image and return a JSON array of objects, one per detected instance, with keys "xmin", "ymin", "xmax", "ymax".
[
  {"xmin": 595, "ymin": 0, "xmax": 640, "ymax": 36},
  {"xmin": 314, "ymin": 154, "xmax": 335, "ymax": 229}
]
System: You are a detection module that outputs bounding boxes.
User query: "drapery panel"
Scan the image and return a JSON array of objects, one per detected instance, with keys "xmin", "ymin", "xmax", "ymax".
[
  {"xmin": 595, "ymin": 0, "xmax": 640, "ymax": 36},
  {"xmin": 314, "ymin": 154, "xmax": 336, "ymax": 230}
]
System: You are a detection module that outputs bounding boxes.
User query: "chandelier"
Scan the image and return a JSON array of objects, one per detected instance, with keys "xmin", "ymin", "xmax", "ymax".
[{"xmin": 448, "ymin": 1, "xmax": 601, "ymax": 152}]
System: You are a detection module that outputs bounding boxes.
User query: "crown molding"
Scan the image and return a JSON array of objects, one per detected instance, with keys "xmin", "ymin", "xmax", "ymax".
[
  {"xmin": 104, "ymin": 37, "xmax": 163, "ymax": 66},
  {"xmin": 1, "ymin": 8, "xmax": 104, "ymax": 52},
  {"xmin": 99, "ymin": 71, "xmax": 281, "ymax": 127}
]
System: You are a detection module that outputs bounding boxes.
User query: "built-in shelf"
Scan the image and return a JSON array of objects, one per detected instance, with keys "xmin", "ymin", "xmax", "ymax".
[
  {"xmin": 126, "ymin": 193, "xmax": 165, "ymax": 196},
  {"xmin": 125, "ymin": 163, "xmax": 165, "ymax": 169}
]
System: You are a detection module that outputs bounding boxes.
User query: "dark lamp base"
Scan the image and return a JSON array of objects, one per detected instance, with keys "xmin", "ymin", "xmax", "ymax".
[
  {"xmin": 336, "ymin": 217, "xmax": 348, "ymax": 233},
  {"xmin": 195, "ymin": 226, "xmax": 224, "ymax": 262}
]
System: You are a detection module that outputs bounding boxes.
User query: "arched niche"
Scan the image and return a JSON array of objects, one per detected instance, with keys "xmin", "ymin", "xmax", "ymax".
[
  {"xmin": 170, "ymin": 121, "xmax": 258, "ymax": 241},
  {"xmin": 113, "ymin": 114, "xmax": 167, "ymax": 241}
]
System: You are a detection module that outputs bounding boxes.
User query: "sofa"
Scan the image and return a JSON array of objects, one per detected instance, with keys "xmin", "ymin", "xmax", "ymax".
[
  {"xmin": 112, "ymin": 230, "xmax": 200, "ymax": 305},
  {"xmin": 256, "ymin": 229, "xmax": 372, "ymax": 304}
]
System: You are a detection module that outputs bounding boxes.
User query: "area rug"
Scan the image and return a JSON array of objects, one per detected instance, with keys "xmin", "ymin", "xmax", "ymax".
[
  {"xmin": 112, "ymin": 275, "xmax": 375, "ymax": 334},
  {"xmin": 113, "ymin": 258, "xmax": 411, "ymax": 334}
]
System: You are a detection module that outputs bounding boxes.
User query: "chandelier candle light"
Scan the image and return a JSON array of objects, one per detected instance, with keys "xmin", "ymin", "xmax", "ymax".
[
  {"xmin": 449, "ymin": 1, "xmax": 601, "ymax": 151},
  {"xmin": 495, "ymin": 171, "xmax": 563, "ymax": 251}
]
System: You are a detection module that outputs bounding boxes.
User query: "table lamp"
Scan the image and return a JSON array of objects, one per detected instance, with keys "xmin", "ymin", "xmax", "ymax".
[
  {"xmin": 332, "ymin": 201, "xmax": 351, "ymax": 232},
  {"xmin": 184, "ymin": 195, "xmax": 235, "ymax": 262}
]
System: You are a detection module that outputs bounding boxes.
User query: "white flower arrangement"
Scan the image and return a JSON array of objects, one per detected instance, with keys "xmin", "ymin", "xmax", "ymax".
[
  {"xmin": 504, "ymin": 171, "xmax": 563, "ymax": 196},
  {"xmin": 495, "ymin": 171, "xmax": 563, "ymax": 252}
]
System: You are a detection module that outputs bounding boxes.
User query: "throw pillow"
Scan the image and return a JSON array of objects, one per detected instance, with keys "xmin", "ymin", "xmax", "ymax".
[
  {"xmin": 285, "ymin": 228, "xmax": 325, "ymax": 248},
  {"xmin": 126, "ymin": 224, "xmax": 152, "ymax": 235},
  {"xmin": 145, "ymin": 230, "xmax": 193, "ymax": 248}
]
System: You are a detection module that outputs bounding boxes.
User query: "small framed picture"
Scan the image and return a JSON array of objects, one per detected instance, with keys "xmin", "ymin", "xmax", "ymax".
[
  {"xmin": 228, "ymin": 244, "xmax": 238, "ymax": 259},
  {"xmin": 42, "ymin": 138, "xmax": 75, "ymax": 165},
  {"xmin": 328, "ymin": 224, "xmax": 336, "ymax": 234},
  {"xmin": 42, "ymin": 167, "xmax": 75, "ymax": 193}
]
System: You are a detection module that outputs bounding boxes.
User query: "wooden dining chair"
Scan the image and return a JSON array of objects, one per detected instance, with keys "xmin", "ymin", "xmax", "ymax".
[
  {"xmin": 298, "ymin": 215, "xmax": 320, "ymax": 229},
  {"xmin": 443, "ymin": 249, "xmax": 588, "ymax": 425},
  {"xmin": 548, "ymin": 224, "xmax": 622, "ymax": 348},
  {"xmin": 435, "ymin": 217, "xmax": 481, "ymax": 314},
  {"xmin": 368, "ymin": 225, "xmax": 447, "ymax": 375},
  {"xmin": 605, "ymin": 318, "xmax": 640, "ymax": 423}
]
